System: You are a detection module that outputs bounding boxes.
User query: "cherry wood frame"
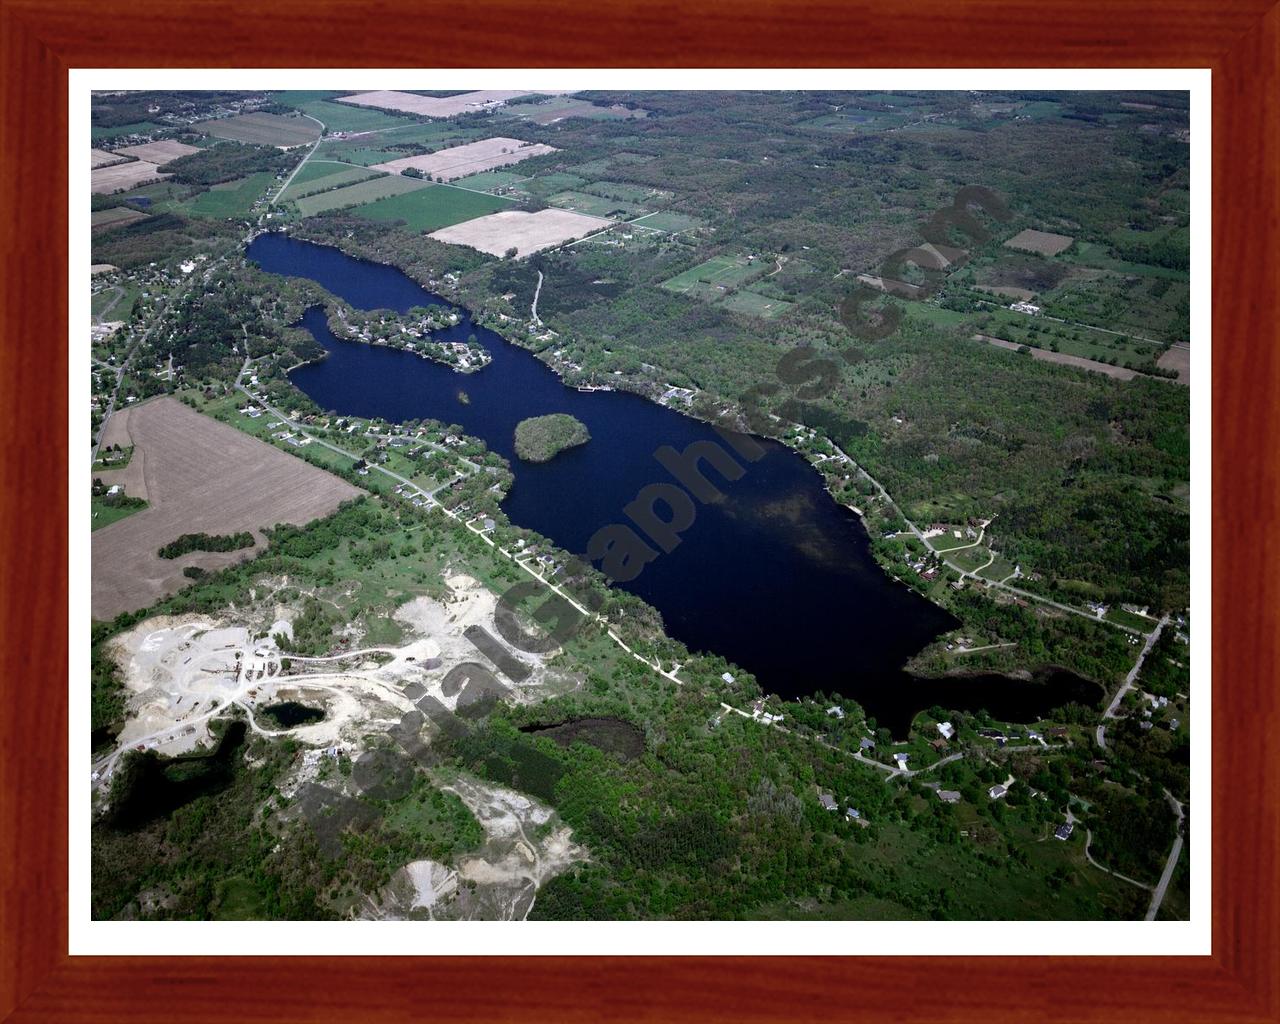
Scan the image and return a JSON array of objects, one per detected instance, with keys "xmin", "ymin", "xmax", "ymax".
[{"xmin": 2, "ymin": 0, "xmax": 1277, "ymax": 1020}]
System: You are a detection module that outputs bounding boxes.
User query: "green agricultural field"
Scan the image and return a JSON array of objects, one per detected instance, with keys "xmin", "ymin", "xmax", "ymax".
[
  {"xmin": 182, "ymin": 172, "xmax": 275, "ymax": 219},
  {"xmin": 629, "ymin": 211, "xmax": 703, "ymax": 233},
  {"xmin": 370, "ymin": 123, "xmax": 480, "ymax": 148},
  {"xmin": 310, "ymin": 139, "xmax": 405, "ymax": 167},
  {"xmin": 278, "ymin": 163, "xmax": 381, "ymax": 203},
  {"xmin": 270, "ymin": 90, "xmax": 343, "ymax": 107},
  {"xmin": 292, "ymin": 97, "xmax": 419, "ymax": 133},
  {"xmin": 719, "ymin": 289, "xmax": 793, "ymax": 319},
  {"xmin": 293, "ymin": 174, "xmax": 433, "ymax": 217},
  {"xmin": 451, "ymin": 169, "xmax": 529, "ymax": 192},
  {"xmin": 547, "ymin": 190, "xmax": 645, "ymax": 219},
  {"xmin": 283, "ymin": 159, "xmax": 367, "ymax": 189},
  {"xmin": 661, "ymin": 254, "xmax": 767, "ymax": 300},
  {"xmin": 204, "ymin": 113, "xmax": 320, "ymax": 148},
  {"xmin": 353, "ymin": 184, "xmax": 512, "ymax": 233}
]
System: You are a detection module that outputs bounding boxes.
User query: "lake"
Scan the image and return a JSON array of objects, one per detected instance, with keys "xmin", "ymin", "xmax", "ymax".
[{"xmin": 248, "ymin": 233, "xmax": 1100, "ymax": 734}]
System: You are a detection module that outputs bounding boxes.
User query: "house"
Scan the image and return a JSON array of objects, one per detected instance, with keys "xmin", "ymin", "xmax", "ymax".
[
  {"xmin": 721, "ymin": 672, "xmax": 736, "ymax": 684},
  {"xmin": 1027, "ymin": 730, "xmax": 1043, "ymax": 742},
  {"xmin": 1010, "ymin": 301, "xmax": 1042, "ymax": 315},
  {"xmin": 937, "ymin": 721, "xmax": 955, "ymax": 741},
  {"xmin": 818, "ymin": 793, "xmax": 838, "ymax": 812},
  {"xmin": 845, "ymin": 806, "xmax": 862, "ymax": 821},
  {"xmin": 107, "ymin": 484, "xmax": 122, "ymax": 496},
  {"xmin": 988, "ymin": 785, "xmax": 1008, "ymax": 800},
  {"xmin": 892, "ymin": 753, "xmax": 910, "ymax": 769},
  {"xmin": 826, "ymin": 706, "xmax": 845, "ymax": 719},
  {"xmin": 1054, "ymin": 823, "xmax": 1074, "ymax": 841},
  {"xmin": 937, "ymin": 789, "xmax": 962, "ymax": 804},
  {"xmin": 482, "ymin": 518, "xmax": 496, "ymax": 532},
  {"xmin": 860, "ymin": 737, "xmax": 876, "ymax": 751},
  {"xmin": 1169, "ymin": 718, "xmax": 1181, "ymax": 731}
]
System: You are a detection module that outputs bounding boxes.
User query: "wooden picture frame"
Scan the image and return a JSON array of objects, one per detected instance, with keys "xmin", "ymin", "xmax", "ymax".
[{"xmin": 2, "ymin": 0, "xmax": 1275, "ymax": 1019}]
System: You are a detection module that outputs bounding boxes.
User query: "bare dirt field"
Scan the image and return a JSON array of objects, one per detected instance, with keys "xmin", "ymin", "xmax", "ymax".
[
  {"xmin": 91, "ymin": 148, "xmax": 128, "ymax": 168},
  {"xmin": 91, "ymin": 264, "xmax": 119, "ymax": 275},
  {"xmin": 431, "ymin": 208, "xmax": 612, "ymax": 257},
  {"xmin": 371, "ymin": 137, "xmax": 557, "ymax": 181},
  {"xmin": 974, "ymin": 334, "xmax": 1140, "ymax": 381},
  {"xmin": 204, "ymin": 112, "xmax": 321, "ymax": 148},
  {"xmin": 92, "ymin": 397, "xmax": 362, "ymax": 619},
  {"xmin": 113, "ymin": 140, "xmax": 203, "ymax": 165},
  {"xmin": 92, "ymin": 207, "xmax": 150, "ymax": 232},
  {"xmin": 338, "ymin": 90, "xmax": 557, "ymax": 118},
  {"xmin": 92, "ymin": 161, "xmax": 167, "ymax": 194},
  {"xmin": 1157, "ymin": 342, "xmax": 1190, "ymax": 383},
  {"xmin": 1004, "ymin": 228, "xmax": 1075, "ymax": 256}
]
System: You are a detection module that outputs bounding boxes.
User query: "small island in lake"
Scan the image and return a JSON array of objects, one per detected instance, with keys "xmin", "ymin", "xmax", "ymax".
[{"xmin": 513, "ymin": 413, "xmax": 591, "ymax": 463}]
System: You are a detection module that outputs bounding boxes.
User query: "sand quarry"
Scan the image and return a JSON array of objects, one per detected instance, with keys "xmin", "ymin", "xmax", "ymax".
[
  {"xmin": 94, "ymin": 573, "xmax": 577, "ymax": 784},
  {"xmin": 94, "ymin": 572, "xmax": 587, "ymax": 920},
  {"xmin": 360, "ymin": 773, "xmax": 588, "ymax": 921}
]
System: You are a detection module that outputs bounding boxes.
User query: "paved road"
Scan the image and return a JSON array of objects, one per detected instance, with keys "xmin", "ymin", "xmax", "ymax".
[
  {"xmin": 1097, "ymin": 614, "xmax": 1170, "ymax": 748},
  {"xmin": 271, "ymin": 115, "xmax": 327, "ymax": 205},
  {"xmin": 827, "ymin": 439, "xmax": 1144, "ymax": 634},
  {"xmin": 1066, "ymin": 808, "xmax": 1153, "ymax": 891},
  {"xmin": 1146, "ymin": 789, "xmax": 1186, "ymax": 920},
  {"xmin": 92, "ymin": 233, "xmax": 247, "ymax": 461}
]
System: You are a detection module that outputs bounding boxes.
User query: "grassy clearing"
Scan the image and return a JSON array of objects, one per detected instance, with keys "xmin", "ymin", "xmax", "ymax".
[
  {"xmin": 581, "ymin": 180, "xmax": 660, "ymax": 203},
  {"xmin": 1104, "ymin": 607, "xmax": 1159, "ymax": 632},
  {"xmin": 353, "ymin": 184, "xmax": 512, "ymax": 233},
  {"xmin": 946, "ymin": 546, "xmax": 993, "ymax": 574},
  {"xmin": 522, "ymin": 172, "xmax": 588, "ymax": 197},
  {"xmin": 547, "ymin": 190, "xmax": 644, "ymax": 219},
  {"xmin": 182, "ymin": 173, "xmax": 275, "ymax": 219},
  {"xmin": 977, "ymin": 555, "xmax": 1016, "ymax": 581},
  {"xmin": 629, "ymin": 211, "xmax": 702, "ymax": 233},
  {"xmin": 92, "ymin": 493, "xmax": 147, "ymax": 530},
  {"xmin": 451, "ymin": 170, "xmax": 528, "ymax": 192},
  {"xmin": 91, "ymin": 121, "xmax": 163, "ymax": 141},
  {"xmin": 294, "ymin": 174, "xmax": 433, "ymax": 217},
  {"xmin": 928, "ymin": 529, "xmax": 978, "ymax": 552},
  {"xmin": 719, "ymin": 289, "xmax": 793, "ymax": 319},
  {"xmin": 1062, "ymin": 241, "xmax": 1189, "ymax": 281}
]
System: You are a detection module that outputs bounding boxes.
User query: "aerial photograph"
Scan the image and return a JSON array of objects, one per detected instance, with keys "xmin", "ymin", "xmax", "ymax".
[{"xmin": 88, "ymin": 87, "xmax": 1192, "ymax": 923}]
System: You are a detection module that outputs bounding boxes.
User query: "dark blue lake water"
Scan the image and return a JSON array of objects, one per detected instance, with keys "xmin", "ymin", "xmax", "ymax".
[{"xmin": 249, "ymin": 233, "xmax": 1099, "ymax": 734}]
